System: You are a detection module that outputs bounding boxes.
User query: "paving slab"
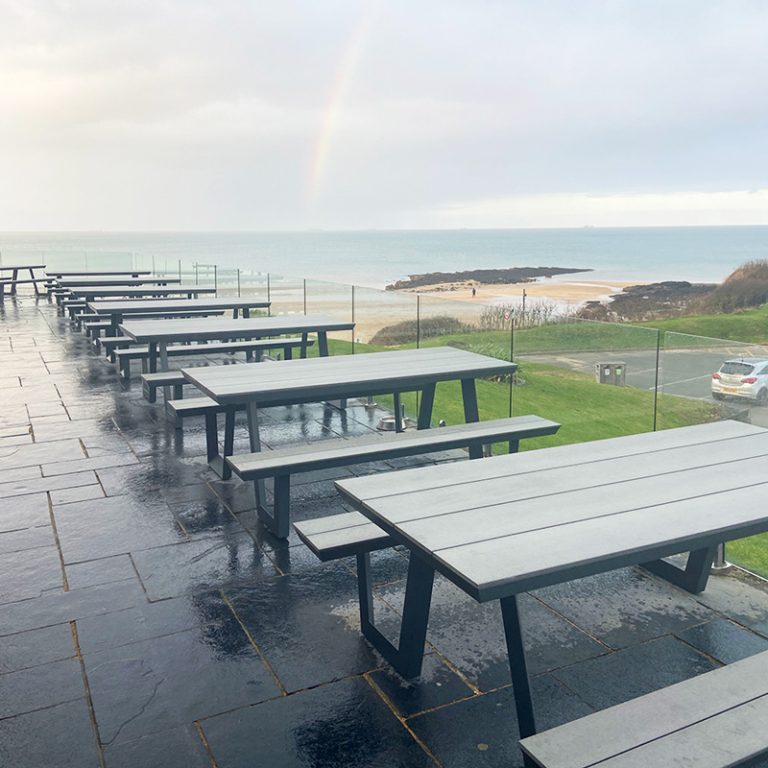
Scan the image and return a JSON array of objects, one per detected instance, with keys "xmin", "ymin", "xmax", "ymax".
[
  {"xmin": 102, "ymin": 724, "xmax": 211, "ymax": 768},
  {"xmin": 131, "ymin": 532, "xmax": 277, "ymax": 601},
  {"xmin": 535, "ymin": 567, "xmax": 715, "ymax": 649},
  {"xmin": 0, "ymin": 623, "xmax": 76, "ymax": 673},
  {"xmin": 551, "ymin": 634, "xmax": 718, "ymax": 711},
  {"xmin": 85, "ymin": 612, "xmax": 281, "ymax": 744},
  {"xmin": 0, "ymin": 699, "xmax": 101, "ymax": 768},
  {"xmin": 409, "ymin": 675, "xmax": 593, "ymax": 768},
  {"xmin": 54, "ymin": 494, "xmax": 185, "ymax": 562},
  {"xmin": 65, "ymin": 554, "xmax": 138, "ymax": 591},
  {"xmin": 676, "ymin": 617, "xmax": 768, "ymax": 663},
  {"xmin": 202, "ymin": 676, "xmax": 435, "ymax": 768},
  {"xmin": 0, "ymin": 657, "xmax": 84, "ymax": 718},
  {"xmin": 224, "ymin": 563, "xmax": 402, "ymax": 693}
]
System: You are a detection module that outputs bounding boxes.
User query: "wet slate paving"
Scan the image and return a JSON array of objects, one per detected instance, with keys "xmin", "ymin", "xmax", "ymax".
[{"xmin": 3, "ymin": 295, "xmax": 768, "ymax": 767}]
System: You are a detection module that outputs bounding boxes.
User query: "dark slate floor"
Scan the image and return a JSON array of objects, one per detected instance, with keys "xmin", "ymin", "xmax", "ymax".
[{"xmin": 3, "ymin": 294, "xmax": 768, "ymax": 767}]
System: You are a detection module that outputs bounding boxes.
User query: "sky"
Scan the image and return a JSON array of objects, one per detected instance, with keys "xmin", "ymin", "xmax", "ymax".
[{"xmin": 1, "ymin": 0, "xmax": 767, "ymax": 231}]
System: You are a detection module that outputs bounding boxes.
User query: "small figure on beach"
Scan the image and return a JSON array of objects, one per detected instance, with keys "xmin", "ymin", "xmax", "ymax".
[{"xmin": 472, "ymin": 287, "xmax": 476, "ymax": 297}]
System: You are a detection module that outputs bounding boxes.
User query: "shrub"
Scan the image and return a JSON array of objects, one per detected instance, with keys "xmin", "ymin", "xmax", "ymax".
[
  {"xmin": 370, "ymin": 316, "xmax": 471, "ymax": 346},
  {"xmin": 695, "ymin": 260, "xmax": 768, "ymax": 313}
]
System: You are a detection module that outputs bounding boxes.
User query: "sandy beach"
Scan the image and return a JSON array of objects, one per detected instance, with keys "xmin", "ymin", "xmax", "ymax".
[{"xmin": 398, "ymin": 278, "xmax": 631, "ymax": 308}]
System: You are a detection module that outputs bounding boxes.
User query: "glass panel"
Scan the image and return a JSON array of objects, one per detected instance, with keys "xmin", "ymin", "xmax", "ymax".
[
  {"xmin": 264, "ymin": 273, "xmax": 305, "ymax": 317},
  {"xmin": 659, "ymin": 332, "xmax": 768, "ymax": 579},
  {"xmin": 513, "ymin": 313, "xmax": 660, "ymax": 449},
  {"xmin": 304, "ymin": 279, "xmax": 354, "ymax": 354},
  {"xmin": 414, "ymin": 292, "xmax": 511, "ymax": 431}
]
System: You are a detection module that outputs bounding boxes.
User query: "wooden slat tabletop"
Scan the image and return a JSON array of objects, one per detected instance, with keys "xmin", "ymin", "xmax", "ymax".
[
  {"xmin": 88, "ymin": 297, "xmax": 271, "ymax": 316},
  {"xmin": 66, "ymin": 284, "xmax": 214, "ymax": 297},
  {"xmin": 182, "ymin": 346, "xmax": 516, "ymax": 406},
  {"xmin": 120, "ymin": 313, "xmax": 353, "ymax": 344},
  {"xmin": 336, "ymin": 420, "xmax": 768, "ymax": 602},
  {"xmin": 46, "ymin": 271, "xmax": 152, "ymax": 277},
  {"xmin": 57, "ymin": 278, "xmax": 182, "ymax": 287}
]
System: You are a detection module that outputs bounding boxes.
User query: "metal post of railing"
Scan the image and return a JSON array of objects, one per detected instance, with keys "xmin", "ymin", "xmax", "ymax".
[
  {"xmin": 652, "ymin": 329, "xmax": 661, "ymax": 431},
  {"xmin": 711, "ymin": 543, "xmax": 730, "ymax": 572},
  {"xmin": 416, "ymin": 294, "xmax": 421, "ymax": 349},
  {"xmin": 303, "ymin": 278, "xmax": 307, "ymax": 315},
  {"xmin": 509, "ymin": 309, "xmax": 514, "ymax": 418},
  {"xmin": 214, "ymin": 265, "xmax": 218, "ymax": 297},
  {"xmin": 178, "ymin": 259, "xmax": 182, "ymax": 281},
  {"xmin": 151, "ymin": 255, "xmax": 155, "ymax": 275},
  {"xmin": 267, "ymin": 273, "xmax": 271, "ymax": 315},
  {"xmin": 194, "ymin": 262, "xmax": 199, "ymax": 285},
  {"xmin": 237, "ymin": 268, "xmax": 241, "ymax": 297}
]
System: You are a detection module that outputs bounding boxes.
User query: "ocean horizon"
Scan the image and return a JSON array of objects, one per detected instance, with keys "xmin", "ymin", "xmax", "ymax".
[{"xmin": 1, "ymin": 226, "xmax": 766, "ymax": 289}]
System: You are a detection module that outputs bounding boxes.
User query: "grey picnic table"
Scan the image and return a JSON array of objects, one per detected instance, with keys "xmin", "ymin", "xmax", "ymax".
[
  {"xmin": 46, "ymin": 271, "xmax": 151, "ymax": 278},
  {"xmin": 183, "ymin": 345, "xmax": 516, "ymax": 489},
  {"xmin": 121, "ymin": 313, "xmax": 353, "ymax": 373},
  {"xmin": 55, "ymin": 277, "xmax": 182, "ymax": 288},
  {"xmin": 57, "ymin": 284, "xmax": 216, "ymax": 303},
  {"xmin": 0, "ymin": 264, "xmax": 46, "ymax": 296},
  {"xmin": 88, "ymin": 297, "xmax": 271, "ymax": 334},
  {"xmin": 334, "ymin": 419, "xmax": 768, "ymax": 742}
]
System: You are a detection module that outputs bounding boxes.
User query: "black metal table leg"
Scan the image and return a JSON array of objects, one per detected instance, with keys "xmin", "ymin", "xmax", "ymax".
[
  {"xmin": 417, "ymin": 383, "xmax": 436, "ymax": 429},
  {"xmin": 500, "ymin": 594, "xmax": 537, "ymax": 739},
  {"xmin": 357, "ymin": 550, "xmax": 434, "ymax": 679},
  {"xmin": 460, "ymin": 378, "xmax": 482, "ymax": 458},
  {"xmin": 317, "ymin": 330, "xmax": 329, "ymax": 357},
  {"xmin": 245, "ymin": 401, "xmax": 267, "ymax": 511},
  {"xmin": 640, "ymin": 545, "xmax": 718, "ymax": 594}
]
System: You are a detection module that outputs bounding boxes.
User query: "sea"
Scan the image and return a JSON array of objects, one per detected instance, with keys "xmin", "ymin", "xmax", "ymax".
[{"xmin": 1, "ymin": 227, "xmax": 766, "ymax": 289}]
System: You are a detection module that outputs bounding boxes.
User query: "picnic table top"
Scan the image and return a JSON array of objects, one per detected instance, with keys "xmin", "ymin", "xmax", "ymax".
[
  {"xmin": 183, "ymin": 346, "xmax": 516, "ymax": 406},
  {"xmin": 0, "ymin": 264, "xmax": 46, "ymax": 270},
  {"xmin": 46, "ymin": 271, "xmax": 152, "ymax": 277},
  {"xmin": 65, "ymin": 285, "xmax": 216, "ymax": 297},
  {"xmin": 87, "ymin": 297, "xmax": 271, "ymax": 315},
  {"xmin": 56, "ymin": 278, "xmax": 182, "ymax": 287},
  {"xmin": 120, "ymin": 313, "xmax": 353, "ymax": 345},
  {"xmin": 336, "ymin": 419, "xmax": 768, "ymax": 602}
]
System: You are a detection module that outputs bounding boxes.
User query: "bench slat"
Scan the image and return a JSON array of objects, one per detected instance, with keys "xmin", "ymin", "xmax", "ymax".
[
  {"xmin": 166, "ymin": 396, "xmax": 220, "ymax": 416},
  {"xmin": 228, "ymin": 416, "xmax": 561, "ymax": 479},
  {"xmin": 520, "ymin": 649, "xmax": 768, "ymax": 768},
  {"xmin": 142, "ymin": 371, "xmax": 188, "ymax": 386},
  {"xmin": 294, "ymin": 512, "xmax": 393, "ymax": 560},
  {"xmin": 593, "ymin": 694, "xmax": 768, "ymax": 768},
  {"xmin": 115, "ymin": 336, "xmax": 313, "ymax": 360}
]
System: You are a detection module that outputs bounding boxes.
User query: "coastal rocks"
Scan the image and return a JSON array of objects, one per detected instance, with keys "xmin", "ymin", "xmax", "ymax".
[
  {"xmin": 579, "ymin": 281, "xmax": 716, "ymax": 322},
  {"xmin": 386, "ymin": 266, "xmax": 591, "ymax": 291}
]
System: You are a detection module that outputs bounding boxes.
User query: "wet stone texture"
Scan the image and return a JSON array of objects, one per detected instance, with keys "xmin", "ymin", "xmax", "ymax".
[{"xmin": 2, "ymin": 293, "xmax": 768, "ymax": 767}]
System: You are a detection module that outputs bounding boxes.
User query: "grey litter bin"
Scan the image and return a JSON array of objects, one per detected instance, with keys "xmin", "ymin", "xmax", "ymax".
[{"xmin": 595, "ymin": 362, "xmax": 627, "ymax": 386}]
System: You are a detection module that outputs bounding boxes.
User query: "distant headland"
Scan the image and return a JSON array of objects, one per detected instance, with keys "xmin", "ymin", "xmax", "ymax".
[{"xmin": 386, "ymin": 266, "xmax": 592, "ymax": 291}]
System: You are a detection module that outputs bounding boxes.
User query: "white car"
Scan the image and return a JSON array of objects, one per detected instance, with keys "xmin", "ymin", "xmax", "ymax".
[{"xmin": 711, "ymin": 358, "xmax": 768, "ymax": 405}]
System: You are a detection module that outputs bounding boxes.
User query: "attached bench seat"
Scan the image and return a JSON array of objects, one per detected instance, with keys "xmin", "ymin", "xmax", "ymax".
[
  {"xmin": 295, "ymin": 511, "xmax": 394, "ymax": 561},
  {"xmin": 81, "ymin": 308, "xmax": 228, "ymax": 332},
  {"xmin": 82, "ymin": 319, "xmax": 112, "ymax": 338},
  {"xmin": 519, "ymin": 649, "xmax": 768, "ymax": 768},
  {"xmin": 115, "ymin": 336, "xmax": 313, "ymax": 380},
  {"xmin": 141, "ymin": 371, "xmax": 188, "ymax": 402},
  {"xmin": 229, "ymin": 415, "xmax": 561, "ymax": 538}
]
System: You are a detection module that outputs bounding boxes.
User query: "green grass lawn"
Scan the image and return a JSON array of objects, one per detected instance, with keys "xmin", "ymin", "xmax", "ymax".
[
  {"xmin": 640, "ymin": 304, "xmax": 768, "ymax": 345},
  {"xmin": 324, "ymin": 331, "xmax": 768, "ymax": 578}
]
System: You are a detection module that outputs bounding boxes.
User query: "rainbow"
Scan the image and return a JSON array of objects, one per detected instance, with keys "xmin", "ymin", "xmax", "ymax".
[{"xmin": 306, "ymin": 1, "xmax": 381, "ymax": 209}]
